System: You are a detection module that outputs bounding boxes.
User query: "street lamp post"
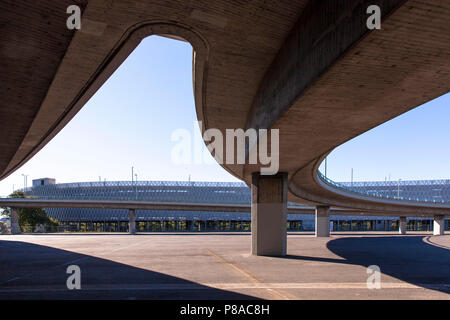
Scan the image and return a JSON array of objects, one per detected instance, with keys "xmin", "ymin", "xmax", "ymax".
[
  {"xmin": 131, "ymin": 166, "xmax": 134, "ymax": 201},
  {"xmin": 351, "ymin": 168, "xmax": 354, "ymax": 189},
  {"xmin": 135, "ymin": 173, "xmax": 138, "ymax": 200},
  {"xmin": 397, "ymin": 179, "xmax": 402, "ymax": 199},
  {"xmin": 21, "ymin": 174, "xmax": 29, "ymax": 193}
]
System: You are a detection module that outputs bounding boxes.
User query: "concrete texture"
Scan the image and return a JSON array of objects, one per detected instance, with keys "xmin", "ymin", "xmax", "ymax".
[
  {"xmin": 129, "ymin": 209, "xmax": 136, "ymax": 235},
  {"xmin": 1, "ymin": 0, "xmax": 449, "ymax": 217},
  {"xmin": 0, "ymin": 0, "xmax": 308, "ymax": 180},
  {"xmin": 10, "ymin": 208, "xmax": 20, "ymax": 235},
  {"xmin": 315, "ymin": 206, "xmax": 330, "ymax": 237},
  {"xmin": 399, "ymin": 216, "xmax": 407, "ymax": 235},
  {"xmin": 281, "ymin": 0, "xmax": 450, "ymax": 214},
  {"xmin": 246, "ymin": 0, "xmax": 405, "ymax": 132},
  {"xmin": 0, "ymin": 233, "xmax": 448, "ymax": 300},
  {"xmin": 0, "ymin": 0, "xmax": 88, "ymax": 177},
  {"xmin": 434, "ymin": 215, "xmax": 445, "ymax": 236},
  {"xmin": 251, "ymin": 173, "xmax": 287, "ymax": 256}
]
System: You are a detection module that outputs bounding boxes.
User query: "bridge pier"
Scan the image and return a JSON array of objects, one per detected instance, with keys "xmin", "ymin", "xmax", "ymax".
[
  {"xmin": 315, "ymin": 206, "xmax": 330, "ymax": 237},
  {"xmin": 129, "ymin": 209, "xmax": 136, "ymax": 235},
  {"xmin": 433, "ymin": 215, "xmax": 445, "ymax": 236},
  {"xmin": 10, "ymin": 208, "xmax": 21, "ymax": 234},
  {"xmin": 399, "ymin": 217, "xmax": 407, "ymax": 235},
  {"xmin": 251, "ymin": 172, "xmax": 287, "ymax": 256}
]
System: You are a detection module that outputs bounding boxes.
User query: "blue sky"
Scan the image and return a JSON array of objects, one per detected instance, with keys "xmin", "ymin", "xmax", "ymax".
[
  {"xmin": 321, "ymin": 93, "xmax": 450, "ymax": 183},
  {"xmin": 0, "ymin": 36, "xmax": 448, "ymax": 196}
]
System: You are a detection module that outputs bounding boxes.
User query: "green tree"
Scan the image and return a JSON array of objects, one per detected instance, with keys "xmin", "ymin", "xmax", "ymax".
[
  {"xmin": 2, "ymin": 191, "xmax": 59, "ymax": 229},
  {"xmin": 0, "ymin": 222, "xmax": 7, "ymax": 234},
  {"xmin": 9, "ymin": 191, "xmax": 26, "ymax": 198}
]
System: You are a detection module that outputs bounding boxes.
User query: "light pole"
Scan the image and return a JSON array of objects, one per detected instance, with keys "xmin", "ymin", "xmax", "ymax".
[
  {"xmin": 135, "ymin": 173, "xmax": 138, "ymax": 200},
  {"xmin": 397, "ymin": 179, "xmax": 402, "ymax": 199},
  {"xmin": 131, "ymin": 166, "xmax": 134, "ymax": 201},
  {"xmin": 21, "ymin": 174, "xmax": 28, "ymax": 192},
  {"xmin": 351, "ymin": 168, "xmax": 354, "ymax": 189}
]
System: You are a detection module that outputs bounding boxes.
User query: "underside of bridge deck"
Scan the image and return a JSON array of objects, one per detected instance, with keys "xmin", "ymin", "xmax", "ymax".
[{"xmin": 1, "ymin": 0, "xmax": 449, "ymax": 255}]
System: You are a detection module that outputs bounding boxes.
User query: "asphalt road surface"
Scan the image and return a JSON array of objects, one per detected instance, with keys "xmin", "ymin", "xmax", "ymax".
[{"xmin": 0, "ymin": 232, "xmax": 449, "ymax": 299}]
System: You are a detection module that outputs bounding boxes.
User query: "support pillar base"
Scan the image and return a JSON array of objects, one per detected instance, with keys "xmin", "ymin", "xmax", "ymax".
[
  {"xmin": 251, "ymin": 172, "xmax": 287, "ymax": 256},
  {"xmin": 399, "ymin": 216, "xmax": 407, "ymax": 235},
  {"xmin": 433, "ymin": 215, "xmax": 445, "ymax": 236},
  {"xmin": 129, "ymin": 209, "xmax": 136, "ymax": 235},
  {"xmin": 315, "ymin": 206, "xmax": 330, "ymax": 237},
  {"xmin": 10, "ymin": 208, "xmax": 21, "ymax": 235}
]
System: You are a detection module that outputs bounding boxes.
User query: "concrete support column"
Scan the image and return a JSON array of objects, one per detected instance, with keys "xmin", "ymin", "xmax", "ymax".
[
  {"xmin": 399, "ymin": 216, "xmax": 407, "ymax": 235},
  {"xmin": 10, "ymin": 208, "xmax": 21, "ymax": 234},
  {"xmin": 315, "ymin": 206, "xmax": 330, "ymax": 237},
  {"xmin": 129, "ymin": 209, "xmax": 136, "ymax": 235},
  {"xmin": 433, "ymin": 215, "xmax": 445, "ymax": 236},
  {"xmin": 251, "ymin": 172, "xmax": 288, "ymax": 256}
]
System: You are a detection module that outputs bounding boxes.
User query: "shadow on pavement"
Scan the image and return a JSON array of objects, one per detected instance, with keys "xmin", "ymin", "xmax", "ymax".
[
  {"xmin": 287, "ymin": 236, "xmax": 450, "ymax": 294},
  {"xmin": 0, "ymin": 240, "xmax": 257, "ymax": 300}
]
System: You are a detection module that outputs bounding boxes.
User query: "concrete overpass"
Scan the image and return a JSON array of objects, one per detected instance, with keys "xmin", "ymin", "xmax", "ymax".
[
  {"xmin": 1, "ymin": 0, "xmax": 449, "ymax": 255},
  {"xmin": 0, "ymin": 197, "xmax": 365, "ymax": 235},
  {"xmin": 2, "ymin": 197, "xmax": 446, "ymax": 235}
]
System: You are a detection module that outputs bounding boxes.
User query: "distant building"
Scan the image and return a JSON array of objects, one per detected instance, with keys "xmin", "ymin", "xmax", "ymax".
[
  {"xmin": 25, "ymin": 178, "xmax": 449, "ymax": 232},
  {"xmin": 32, "ymin": 178, "xmax": 56, "ymax": 187}
]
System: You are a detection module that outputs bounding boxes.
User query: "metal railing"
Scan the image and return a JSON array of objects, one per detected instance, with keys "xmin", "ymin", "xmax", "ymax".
[
  {"xmin": 22, "ymin": 180, "xmax": 250, "ymax": 204},
  {"xmin": 317, "ymin": 171, "xmax": 450, "ymax": 204}
]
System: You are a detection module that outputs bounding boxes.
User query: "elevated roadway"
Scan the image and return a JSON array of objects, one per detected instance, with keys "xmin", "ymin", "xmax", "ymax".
[
  {"xmin": 0, "ymin": 197, "xmax": 362, "ymax": 236},
  {"xmin": 1, "ymin": 0, "xmax": 449, "ymax": 254}
]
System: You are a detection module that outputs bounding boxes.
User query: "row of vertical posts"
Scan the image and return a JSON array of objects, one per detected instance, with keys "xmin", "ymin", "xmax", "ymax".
[
  {"xmin": 249, "ymin": 172, "xmax": 447, "ymax": 257},
  {"xmin": 399, "ymin": 215, "xmax": 445, "ymax": 236},
  {"xmin": 7, "ymin": 178, "xmax": 447, "ymax": 250},
  {"xmin": 250, "ymin": 173, "xmax": 332, "ymax": 256}
]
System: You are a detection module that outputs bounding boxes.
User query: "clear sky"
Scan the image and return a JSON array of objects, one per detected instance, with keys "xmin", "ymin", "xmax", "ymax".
[
  {"xmin": 321, "ymin": 92, "xmax": 450, "ymax": 183},
  {"xmin": 0, "ymin": 36, "xmax": 448, "ymax": 196}
]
